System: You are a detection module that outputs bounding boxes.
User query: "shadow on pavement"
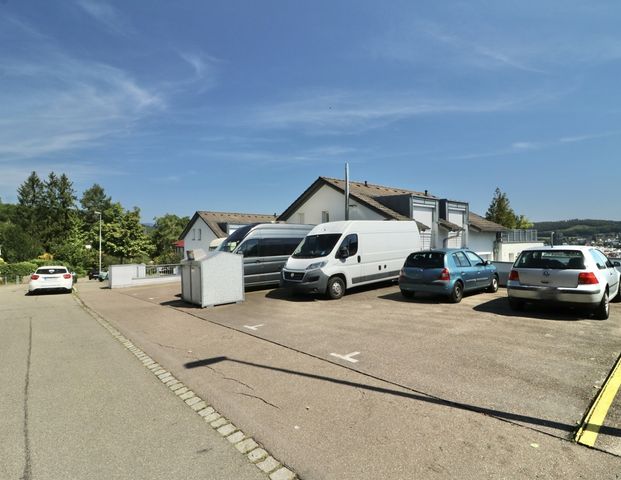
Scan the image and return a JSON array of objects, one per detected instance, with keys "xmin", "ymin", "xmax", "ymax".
[
  {"xmin": 265, "ymin": 288, "xmax": 318, "ymax": 303},
  {"xmin": 378, "ymin": 291, "xmax": 443, "ymax": 304},
  {"xmin": 184, "ymin": 356, "xmax": 621, "ymax": 439},
  {"xmin": 474, "ymin": 298, "xmax": 593, "ymax": 321}
]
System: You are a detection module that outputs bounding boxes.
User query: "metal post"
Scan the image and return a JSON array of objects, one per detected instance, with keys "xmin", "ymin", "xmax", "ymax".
[
  {"xmin": 344, "ymin": 163, "xmax": 350, "ymax": 221},
  {"xmin": 95, "ymin": 211, "xmax": 102, "ymax": 274}
]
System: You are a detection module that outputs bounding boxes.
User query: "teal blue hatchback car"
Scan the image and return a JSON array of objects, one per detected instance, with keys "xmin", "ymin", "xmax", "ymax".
[{"xmin": 398, "ymin": 249, "xmax": 499, "ymax": 303}]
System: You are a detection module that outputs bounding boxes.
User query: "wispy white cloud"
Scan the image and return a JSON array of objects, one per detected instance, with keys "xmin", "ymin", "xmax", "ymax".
[
  {"xmin": 0, "ymin": 49, "xmax": 163, "ymax": 160},
  {"xmin": 419, "ymin": 22, "xmax": 545, "ymax": 74},
  {"xmin": 0, "ymin": 159, "xmax": 125, "ymax": 203},
  {"xmin": 511, "ymin": 142, "xmax": 539, "ymax": 151},
  {"xmin": 197, "ymin": 143, "xmax": 359, "ymax": 167},
  {"xmin": 75, "ymin": 0, "xmax": 135, "ymax": 36},
  {"xmin": 176, "ymin": 51, "xmax": 221, "ymax": 92},
  {"xmin": 235, "ymin": 89, "xmax": 548, "ymax": 134},
  {"xmin": 449, "ymin": 130, "xmax": 621, "ymax": 161}
]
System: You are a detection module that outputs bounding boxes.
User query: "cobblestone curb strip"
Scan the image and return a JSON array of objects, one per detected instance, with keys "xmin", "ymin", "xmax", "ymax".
[{"xmin": 73, "ymin": 294, "xmax": 299, "ymax": 480}]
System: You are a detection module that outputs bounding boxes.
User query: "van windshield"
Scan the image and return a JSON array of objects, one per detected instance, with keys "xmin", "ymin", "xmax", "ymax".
[
  {"xmin": 292, "ymin": 234, "xmax": 341, "ymax": 259},
  {"xmin": 218, "ymin": 224, "xmax": 258, "ymax": 252}
]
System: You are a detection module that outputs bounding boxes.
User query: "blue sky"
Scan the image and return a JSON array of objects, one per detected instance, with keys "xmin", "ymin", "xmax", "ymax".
[{"xmin": 2, "ymin": 1, "xmax": 620, "ymax": 222}]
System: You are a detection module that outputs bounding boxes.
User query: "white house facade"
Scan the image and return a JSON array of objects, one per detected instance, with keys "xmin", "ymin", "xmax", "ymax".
[
  {"xmin": 179, "ymin": 211, "xmax": 277, "ymax": 258},
  {"xmin": 277, "ymin": 177, "xmax": 533, "ymax": 262}
]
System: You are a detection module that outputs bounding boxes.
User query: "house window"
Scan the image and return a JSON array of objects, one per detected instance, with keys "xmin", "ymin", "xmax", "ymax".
[
  {"xmin": 298, "ymin": 213, "xmax": 305, "ymax": 224},
  {"xmin": 322, "ymin": 211, "xmax": 330, "ymax": 223},
  {"xmin": 192, "ymin": 229, "xmax": 196, "ymax": 241},
  {"xmin": 198, "ymin": 228, "xmax": 202, "ymax": 240}
]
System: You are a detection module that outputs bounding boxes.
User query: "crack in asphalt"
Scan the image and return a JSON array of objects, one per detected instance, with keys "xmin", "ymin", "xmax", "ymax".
[
  {"xmin": 21, "ymin": 318, "xmax": 33, "ymax": 480},
  {"xmin": 223, "ymin": 376, "xmax": 255, "ymax": 391},
  {"xmin": 237, "ymin": 392, "xmax": 280, "ymax": 410}
]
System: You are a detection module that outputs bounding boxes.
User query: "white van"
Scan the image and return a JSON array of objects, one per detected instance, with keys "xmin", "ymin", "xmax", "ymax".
[
  {"xmin": 280, "ymin": 220, "xmax": 420, "ymax": 299},
  {"xmin": 218, "ymin": 223, "xmax": 314, "ymax": 287}
]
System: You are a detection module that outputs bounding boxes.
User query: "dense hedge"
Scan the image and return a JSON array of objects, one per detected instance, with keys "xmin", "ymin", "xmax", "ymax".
[{"xmin": 0, "ymin": 261, "xmax": 38, "ymax": 278}]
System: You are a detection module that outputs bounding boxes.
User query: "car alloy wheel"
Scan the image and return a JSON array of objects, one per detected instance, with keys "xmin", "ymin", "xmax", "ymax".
[
  {"xmin": 449, "ymin": 282, "xmax": 463, "ymax": 303},
  {"xmin": 595, "ymin": 290, "xmax": 609, "ymax": 320}
]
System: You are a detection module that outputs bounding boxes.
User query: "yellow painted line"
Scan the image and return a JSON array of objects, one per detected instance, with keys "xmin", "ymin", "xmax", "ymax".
[{"xmin": 575, "ymin": 354, "xmax": 621, "ymax": 447}]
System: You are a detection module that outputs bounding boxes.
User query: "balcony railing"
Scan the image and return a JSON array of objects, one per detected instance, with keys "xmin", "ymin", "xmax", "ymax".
[
  {"xmin": 500, "ymin": 229, "xmax": 538, "ymax": 243},
  {"xmin": 144, "ymin": 264, "xmax": 180, "ymax": 278}
]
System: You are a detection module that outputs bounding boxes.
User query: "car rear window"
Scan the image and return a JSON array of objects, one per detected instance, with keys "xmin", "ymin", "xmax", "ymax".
[
  {"xmin": 36, "ymin": 267, "xmax": 68, "ymax": 274},
  {"xmin": 405, "ymin": 252, "xmax": 445, "ymax": 269},
  {"xmin": 515, "ymin": 250, "xmax": 585, "ymax": 270}
]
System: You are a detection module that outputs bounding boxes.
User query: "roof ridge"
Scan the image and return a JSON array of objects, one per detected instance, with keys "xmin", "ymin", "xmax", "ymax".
[
  {"xmin": 198, "ymin": 210, "xmax": 275, "ymax": 217},
  {"xmin": 320, "ymin": 176, "xmax": 427, "ymax": 196}
]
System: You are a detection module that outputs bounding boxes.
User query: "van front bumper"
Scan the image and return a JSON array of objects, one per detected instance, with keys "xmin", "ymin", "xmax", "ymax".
[{"xmin": 280, "ymin": 268, "xmax": 329, "ymax": 294}]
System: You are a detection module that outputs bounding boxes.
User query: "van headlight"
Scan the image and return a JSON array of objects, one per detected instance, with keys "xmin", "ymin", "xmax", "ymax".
[{"xmin": 306, "ymin": 261, "xmax": 327, "ymax": 270}]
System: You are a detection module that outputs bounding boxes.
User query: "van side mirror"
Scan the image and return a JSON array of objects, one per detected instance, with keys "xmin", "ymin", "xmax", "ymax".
[
  {"xmin": 614, "ymin": 261, "xmax": 621, "ymax": 267},
  {"xmin": 338, "ymin": 246, "xmax": 349, "ymax": 259}
]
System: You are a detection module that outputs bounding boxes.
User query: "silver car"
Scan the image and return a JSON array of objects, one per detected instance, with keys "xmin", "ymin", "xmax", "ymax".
[{"xmin": 507, "ymin": 246, "xmax": 620, "ymax": 319}]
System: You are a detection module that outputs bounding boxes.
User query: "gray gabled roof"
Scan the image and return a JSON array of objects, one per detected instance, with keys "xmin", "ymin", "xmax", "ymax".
[
  {"xmin": 469, "ymin": 212, "xmax": 507, "ymax": 232},
  {"xmin": 277, "ymin": 176, "xmax": 432, "ymax": 230},
  {"xmin": 438, "ymin": 218, "xmax": 464, "ymax": 232},
  {"xmin": 179, "ymin": 211, "xmax": 277, "ymax": 240}
]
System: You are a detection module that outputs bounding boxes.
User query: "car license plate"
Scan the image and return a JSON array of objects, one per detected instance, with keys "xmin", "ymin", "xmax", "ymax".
[{"xmin": 539, "ymin": 287, "xmax": 557, "ymax": 300}]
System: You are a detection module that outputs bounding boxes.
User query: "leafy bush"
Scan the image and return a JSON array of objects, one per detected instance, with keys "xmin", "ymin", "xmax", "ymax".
[{"xmin": 0, "ymin": 261, "xmax": 38, "ymax": 278}]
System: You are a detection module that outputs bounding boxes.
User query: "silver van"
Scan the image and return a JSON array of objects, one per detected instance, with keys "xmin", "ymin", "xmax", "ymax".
[{"xmin": 218, "ymin": 223, "xmax": 313, "ymax": 287}]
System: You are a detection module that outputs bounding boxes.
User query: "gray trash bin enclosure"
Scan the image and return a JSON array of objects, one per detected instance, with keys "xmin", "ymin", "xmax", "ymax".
[{"xmin": 181, "ymin": 249, "xmax": 244, "ymax": 307}]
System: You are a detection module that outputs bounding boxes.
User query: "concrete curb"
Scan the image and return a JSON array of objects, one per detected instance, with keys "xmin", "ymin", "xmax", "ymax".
[{"xmin": 73, "ymin": 293, "xmax": 299, "ymax": 480}]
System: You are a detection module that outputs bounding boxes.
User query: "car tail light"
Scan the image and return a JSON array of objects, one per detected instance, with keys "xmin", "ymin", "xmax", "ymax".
[
  {"xmin": 63, "ymin": 273, "xmax": 72, "ymax": 279},
  {"xmin": 508, "ymin": 270, "xmax": 519, "ymax": 281},
  {"xmin": 578, "ymin": 272, "xmax": 599, "ymax": 285},
  {"xmin": 439, "ymin": 268, "xmax": 450, "ymax": 281},
  {"xmin": 31, "ymin": 274, "xmax": 39, "ymax": 280}
]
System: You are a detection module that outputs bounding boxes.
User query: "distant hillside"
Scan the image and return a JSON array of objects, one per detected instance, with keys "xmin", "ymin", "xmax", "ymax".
[{"xmin": 534, "ymin": 219, "xmax": 621, "ymax": 238}]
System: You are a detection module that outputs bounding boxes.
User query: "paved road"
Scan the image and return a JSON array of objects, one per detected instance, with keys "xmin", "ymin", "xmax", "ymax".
[
  {"xmin": 0, "ymin": 284, "xmax": 266, "ymax": 480},
  {"xmin": 76, "ymin": 280, "xmax": 621, "ymax": 480}
]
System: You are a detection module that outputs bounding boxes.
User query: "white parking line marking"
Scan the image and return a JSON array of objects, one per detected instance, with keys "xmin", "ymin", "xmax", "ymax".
[
  {"xmin": 243, "ymin": 324, "xmax": 264, "ymax": 331},
  {"xmin": 330, "ymin": 352, "xmax": 361, "ymax": 363}
]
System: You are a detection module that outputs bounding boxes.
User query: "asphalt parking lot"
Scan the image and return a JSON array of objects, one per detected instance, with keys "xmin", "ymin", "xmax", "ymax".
[
  {"xmin": 189, "ymin": 284, "xmax": 621, "ymax": 441},
  {"xmin": 77, "ymin": 280, "xmax": 621, "ymax": 478}
]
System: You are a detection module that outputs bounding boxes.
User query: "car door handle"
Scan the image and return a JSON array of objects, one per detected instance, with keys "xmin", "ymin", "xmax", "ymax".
[{"xmin": 357, "ymin": 256, "xmax": 361, "ymax": 263}]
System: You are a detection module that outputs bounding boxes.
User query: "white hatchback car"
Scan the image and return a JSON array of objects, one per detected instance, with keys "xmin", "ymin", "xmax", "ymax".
[
  {"xmin": 507, "ymin": 246, "xmax": 621, "ymax": 319},
  {"xmin": 28, "ymin": 265, "xmax": 74, "ymax": 295}
]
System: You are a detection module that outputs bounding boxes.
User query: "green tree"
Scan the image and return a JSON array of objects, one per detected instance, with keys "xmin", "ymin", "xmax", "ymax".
[
  {"xmin": 103, "ymin": 207, "xmax": 154, "ymax": 263},
  {"xmin": 80, "ymin": 183, "xmax": 113, "ymax": 224},
  {"xmin": 485, "ymin": 187, "xmax": 517, "ymax": 229},
  {"xmin": 40, "ymin": 172, "xmax": 77, "ymax": 250},
  {"xmin": 151, "ymin": 214, "xmax": 189, "ymax": 263},
  {"xmin": 0, "ymin": 222, "xmax": 42, "ymax": 262},
  {"xmin": 515, "ymin": 214, "xmax": 533, "ymax": 229},
  {"xmin": 51, "ymin": 212, "xmax": 93, "ymax": 272},
  {"xmin": 16, "ymin": 171, "xmax": 45, "ymax": 234}
]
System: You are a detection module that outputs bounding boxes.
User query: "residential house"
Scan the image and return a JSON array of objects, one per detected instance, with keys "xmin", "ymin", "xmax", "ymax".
[
  {"xmin": 277, "ymin": 177, "xmax": 524, "ymax": 261},
  {"xmin": 179, "ymin": 211, "xmax": 277, "ymax": 258}
]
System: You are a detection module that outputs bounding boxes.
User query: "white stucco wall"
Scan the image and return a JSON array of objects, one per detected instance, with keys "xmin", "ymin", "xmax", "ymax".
[
  {"xmin": 285, "ymin": 185, "xmax": 385, "ymax": 224},
  {"xmin": 497, "ymin": 242, "xmax": 544, "ymax": 263},
  {"xmin": 182, "ymin": 217, "xmax": 218, "ymax": 259},
  {"xmin": 468, "ymin": 231, "xmax": 496, "ymax": 260},
  {"xmin": 446, "ymin": 208, "xmax": 466, "ymax": 248}
]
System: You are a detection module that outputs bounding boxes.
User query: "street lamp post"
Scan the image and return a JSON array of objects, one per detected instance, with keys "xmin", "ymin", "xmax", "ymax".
[{"xmin": 95, "ymin": 211, "xmax": 102, "ymax": 275}]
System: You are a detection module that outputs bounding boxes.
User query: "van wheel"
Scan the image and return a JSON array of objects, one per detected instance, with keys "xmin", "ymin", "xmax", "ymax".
[
  {"xmin": 594, "ymin": 290, "xmax": 609, "ymax": 320},
  {"xmin": 326, "ymin": 277, "xmax": 345, "ymax": 300},
  {"xmin": 400, "ymin": 289, "xmax": 414, "ymax": 299},
  {"xmin": 487, "ymin": 275, "xmax": 499, "ymax": 293},
  {"xmin": 449, "ymin": 282, "xmax": 463, "ymax": 303}
]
